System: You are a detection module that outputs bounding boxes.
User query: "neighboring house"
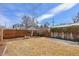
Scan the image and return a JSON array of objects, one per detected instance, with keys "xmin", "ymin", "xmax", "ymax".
[
  {"xmin": 51, "ymin": 22, "xmax": 79, "ymax": 41},
  {"xmin": 12, "ymin": 24, "xmax": 25, "ymax": 29},
  {"xmin": 27, "ymin": 27, "xmax": 37, "ymax": 36},
  {"xmin": 52, "ymin": 23, "xmax": 79, "ymax": 28},
  {"xmin": 0, "ymin": 25, "xmax": 6, "ymax": 29}
]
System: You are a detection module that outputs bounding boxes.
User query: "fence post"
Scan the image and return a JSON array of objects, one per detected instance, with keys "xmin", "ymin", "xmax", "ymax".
[{"xmin": 0, "ymin": 28, "xmax": 3, "ymax": 41}]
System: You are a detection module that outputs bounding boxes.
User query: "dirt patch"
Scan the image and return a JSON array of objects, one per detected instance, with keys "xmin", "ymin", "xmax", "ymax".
[
  {"xmin": 0, "ymin": 41, "xmax": 6, "ymax": 56},
  {"xmin": 2, "ymin": 37, "xmax": 79, "ymax": 56}
]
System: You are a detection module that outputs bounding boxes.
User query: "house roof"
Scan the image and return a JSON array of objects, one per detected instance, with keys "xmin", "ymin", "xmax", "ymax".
[
  {"xmin": 52, "ymin": 23, "xmax": 79, "ymax": 28},
  {"xmin": 27, "ymin": 27, "xmax": 37, "ymax": 30}
]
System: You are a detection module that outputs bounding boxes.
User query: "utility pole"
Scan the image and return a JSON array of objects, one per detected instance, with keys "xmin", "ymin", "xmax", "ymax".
[
  {"xmin": 52, "ymin": 17, "xmax": 54, "ymax": 27},
  {"xmin": 51, "ymin": 17, "xmax": 54, "ymax": 37}
]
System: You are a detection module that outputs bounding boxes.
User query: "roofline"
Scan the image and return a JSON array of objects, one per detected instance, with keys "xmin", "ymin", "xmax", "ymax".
[{"xmin": 52, "ymin": 23, "xmax": 79, "ymax": 28}]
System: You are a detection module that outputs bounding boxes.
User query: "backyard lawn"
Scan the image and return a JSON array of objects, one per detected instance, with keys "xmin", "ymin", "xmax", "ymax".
[{"xmin": 2, "ymin": 37, "xmax": 79, "ymax": 56}]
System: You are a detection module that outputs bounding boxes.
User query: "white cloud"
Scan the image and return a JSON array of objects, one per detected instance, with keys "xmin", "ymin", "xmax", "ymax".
[
  {"xmin": 37, "ymin": 3, "xmax": 77, "ymax": 22},
  {"xmin": 0, "ymin": 14, "xmax": 11, "ymax": 27}
]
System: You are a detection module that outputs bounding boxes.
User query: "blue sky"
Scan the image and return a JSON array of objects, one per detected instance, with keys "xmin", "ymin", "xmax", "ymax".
[{"xmin": 0, "ymin": 3, "xmax": 79, "ymax": 27}]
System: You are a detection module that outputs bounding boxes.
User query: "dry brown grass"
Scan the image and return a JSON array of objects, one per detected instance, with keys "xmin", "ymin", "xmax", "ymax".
[{"xmin": 3, "ymin": 37, "xmax": 79, "ymax": 56}]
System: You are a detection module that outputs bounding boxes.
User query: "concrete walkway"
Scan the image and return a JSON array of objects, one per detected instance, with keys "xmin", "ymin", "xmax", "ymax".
[{"xmin": 51, "ymin": 38, "xmax": 79, "ymax": 46}]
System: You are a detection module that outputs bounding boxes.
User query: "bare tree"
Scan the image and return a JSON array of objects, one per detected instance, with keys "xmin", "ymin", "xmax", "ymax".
[
  {"xmin": 22, "ymin": 15, "xmax": 37, "ymax": 29},
  {"xmin": 73, "ymin": 12, "xmax": 79, "ymax": 23},
  {"xmin": 44, "ymin": 22, "xmax": 50, "ymax": 28}
]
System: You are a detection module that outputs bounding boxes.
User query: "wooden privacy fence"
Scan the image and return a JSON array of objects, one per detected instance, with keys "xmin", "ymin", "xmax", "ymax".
[
  {"xmin": 3, "ymin": 29, "xmax": 31, "ymax": 39},
  {"xmin": 0, "ymin": 29, "xmax": 51, "ymax": 40}
]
